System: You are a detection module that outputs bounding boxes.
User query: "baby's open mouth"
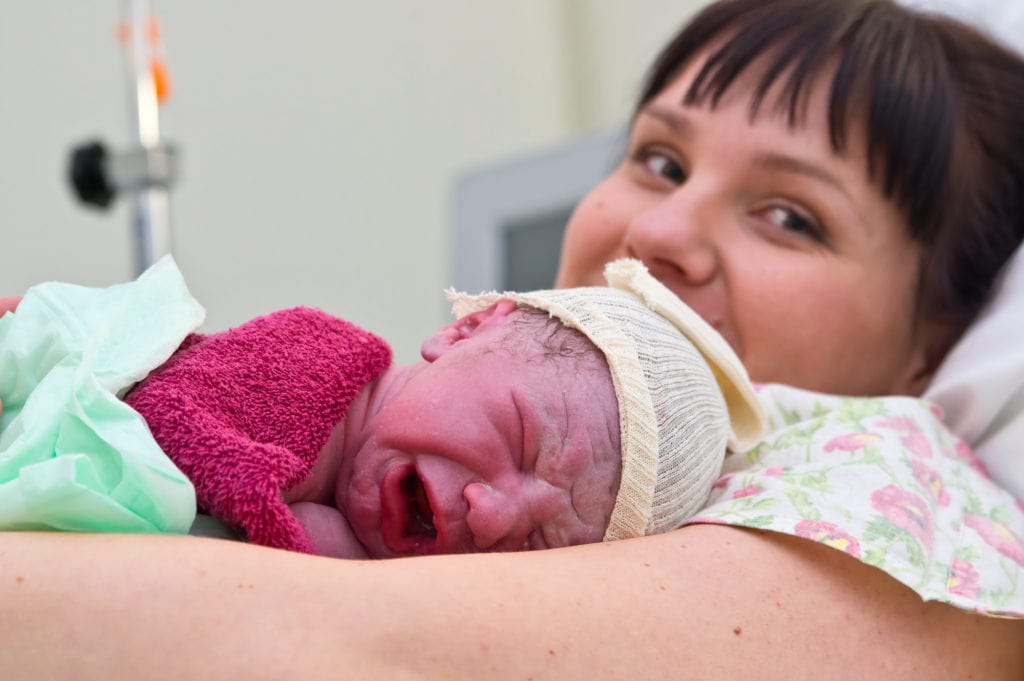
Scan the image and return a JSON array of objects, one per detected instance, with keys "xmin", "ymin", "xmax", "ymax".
[
  {"xmin": 381, "ymin": 463, "xmax": 438, "ymax": 555},
  {"xmin": 401, "ymin": 470, "xmax": 436, "ymax": 540}
]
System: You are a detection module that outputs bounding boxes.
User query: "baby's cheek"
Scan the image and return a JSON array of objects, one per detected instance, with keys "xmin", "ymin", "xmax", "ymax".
[
  {"xmin": 570, "ymin": 482, "xmax": 618, "ymax": 540},
  {"xmin": 533, "ymin": 449, "xmax": 620, "ymax": 546},
  {"xmin": 532, "ymin": 481, "xmax": 608, "ymax": 548},
  {"xmin": 550, "ymin": 454, "xmax": 621, "ymax": 534}
]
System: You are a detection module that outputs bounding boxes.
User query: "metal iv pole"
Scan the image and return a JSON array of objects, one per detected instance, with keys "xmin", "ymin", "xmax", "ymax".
[
  {"xmin": 124, "ymin": 0, "xmax": 173, "ymax": 274},
  {"xmin": 68, "ymin": 0, "xmax": 179, "ymax": 276}
]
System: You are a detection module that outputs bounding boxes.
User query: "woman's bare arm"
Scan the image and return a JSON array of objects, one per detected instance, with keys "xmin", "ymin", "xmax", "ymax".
[{"xmin": 2, "ymin": 525, "xmax": 1022, "ymax": 680}]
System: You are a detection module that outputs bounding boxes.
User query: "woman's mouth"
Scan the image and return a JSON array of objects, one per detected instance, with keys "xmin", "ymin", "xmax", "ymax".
[{"xmin": 380, "ymin": 462, "xmax": 438, "ymax": 555}]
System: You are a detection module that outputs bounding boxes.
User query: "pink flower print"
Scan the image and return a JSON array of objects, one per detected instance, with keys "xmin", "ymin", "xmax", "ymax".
[
  {"xmin": 712, "ymin": 473, "xmax": 735, "ymax": 490},
  {"xmin": 876, "ymin": 416, "xmax": 933, "ymax": 458},
  {"xmin": 731, "ymin": 484, "xmax": 763, "ymax": 500},
  {"xmin": 824, "ymin": 431, "xmax": 882, "ymax": 452},
  {"xmin": 911, "ymin": 460, "xmax": 950, "ymax": 507},
  {"xmin": 964, "ymin": 515, "xmax": 1024, "ymax": 567},
  {"xmin": 953, "ymin": 441, "xmax": 991, "ymax": 479},
  {"xmin": 871, "ymin": 485, "xmax": 934, "ymax": 550},
  {"xmin": 946, "ymin": 558, "xmax": 980, "ymax": 599},
  {"xmin": 764, "ymin": 467, "xmax": 784, "ymax": 477},
  {"xmin": 794, "ymin": 519, "xmax": 862, "ymax": 559}
]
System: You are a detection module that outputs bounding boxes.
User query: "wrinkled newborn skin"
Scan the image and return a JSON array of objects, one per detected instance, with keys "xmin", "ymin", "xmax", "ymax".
[{"xmin": 289, "ymin": 300, "xmax": 623, "ymax": 558}]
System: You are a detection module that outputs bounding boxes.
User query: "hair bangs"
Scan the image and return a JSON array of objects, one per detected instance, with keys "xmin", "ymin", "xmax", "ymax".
[{"xmin": 641, "ymin": 0, "xmax": 960, "ymax": 239}]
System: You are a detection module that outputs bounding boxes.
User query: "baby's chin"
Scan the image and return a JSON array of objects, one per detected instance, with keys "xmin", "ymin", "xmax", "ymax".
[{"xmin": 332, "ymin": 477, "xmax": 423, "ymax": 559}]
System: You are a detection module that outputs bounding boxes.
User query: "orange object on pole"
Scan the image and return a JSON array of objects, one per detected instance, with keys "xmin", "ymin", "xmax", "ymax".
[
  {"xmin": 115, "ymin": 14, "xmax": 171, "ymax": 104},
  {"xmin": 151, "ymin": 57, "xmax": 171, "ymax": 103}
]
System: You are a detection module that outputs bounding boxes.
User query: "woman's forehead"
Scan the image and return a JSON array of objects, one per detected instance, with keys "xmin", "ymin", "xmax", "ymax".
[
  {"xmin": 653, "ymin": 45, "xmax": 850, "ymax": 142},
  {"xmin": 643, "ymin": 51, "xmax": 874, "ymax": 180}
]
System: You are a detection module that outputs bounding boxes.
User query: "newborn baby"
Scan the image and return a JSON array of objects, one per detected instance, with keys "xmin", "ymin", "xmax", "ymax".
[{"xmin": 125, "ymin": 259, "xmax": 765, "ymax": 558}]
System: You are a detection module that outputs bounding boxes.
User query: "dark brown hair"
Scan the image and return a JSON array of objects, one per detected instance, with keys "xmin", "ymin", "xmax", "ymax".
[
  {"xmin": 505, "ymin": 304, "xmax": 604, "ymax": 364},
  {"xmin": 637, "ymin": 0, "xmax": 1024, "ymax": 346}
]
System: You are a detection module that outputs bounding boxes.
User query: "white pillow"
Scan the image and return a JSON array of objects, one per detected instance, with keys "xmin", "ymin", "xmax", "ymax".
[
  {"xmin": 899, "ymin": 0, "xmax": 1024, "ymax": 55},
  {"xmin": 925, "ymin": 246, "xmax": 1024, "ymax": 501}
]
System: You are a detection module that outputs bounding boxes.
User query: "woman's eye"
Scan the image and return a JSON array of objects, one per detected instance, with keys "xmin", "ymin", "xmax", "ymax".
[
  {"xmin": 635, "ymin": 147, "xmax": 686, "ymax": 184},
  {"xmin": 762, "ymin": 206, "xmax": 823, "ymax": 241}
]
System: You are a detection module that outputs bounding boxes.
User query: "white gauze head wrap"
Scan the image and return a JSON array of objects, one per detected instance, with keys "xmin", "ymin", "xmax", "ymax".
[{"xmin": 447, "ymin": 258, "xmax": 766, "ymax": 541}]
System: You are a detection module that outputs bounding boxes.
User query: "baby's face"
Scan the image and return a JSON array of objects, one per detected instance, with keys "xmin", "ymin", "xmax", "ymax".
[{"xmin": 336, "ymin": 302, "xmax": 622, "ymax": 557}]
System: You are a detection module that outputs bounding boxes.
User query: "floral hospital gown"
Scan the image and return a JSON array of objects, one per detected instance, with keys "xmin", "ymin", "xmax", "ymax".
[{"xmin": 686, "ymin": 384, "xmax": 1024, "ymax": 618}]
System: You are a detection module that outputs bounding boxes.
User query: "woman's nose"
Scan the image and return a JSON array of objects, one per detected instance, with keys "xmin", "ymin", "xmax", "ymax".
[
  {"xmin": 463, "ymin": 482, "xmax": 530, "ymax": 551},
  {"xmin": 624, "ymin": 189, "xmax": 718, "ymax": 286}
]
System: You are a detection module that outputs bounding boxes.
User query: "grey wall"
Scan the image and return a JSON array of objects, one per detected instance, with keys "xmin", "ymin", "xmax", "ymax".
[
  {"xmin": 1, "ymin": 1, "xmax": 701, "ymax": 362},
  {"xmin": 4, "ymin": 2, "xmax": 1017, "ymax": 360}
]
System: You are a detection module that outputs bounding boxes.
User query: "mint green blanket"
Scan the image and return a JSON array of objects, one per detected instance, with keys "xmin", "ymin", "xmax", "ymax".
[{"xmin": 0, "ymin": 256, "xmax": 204, "ymax": 533}]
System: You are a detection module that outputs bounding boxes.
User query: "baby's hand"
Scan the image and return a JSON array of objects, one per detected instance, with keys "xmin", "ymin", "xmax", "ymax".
[
  {"xmin": 1, "ymin": 297, "xmax": 21, "ymax": 420},
  {"xmin": 289, "ymin": 501, "xmax": 369, "ymax": 559},
  {"xmin": 0, "ymin": 296, "xmax": 22, "ymax": 316}
]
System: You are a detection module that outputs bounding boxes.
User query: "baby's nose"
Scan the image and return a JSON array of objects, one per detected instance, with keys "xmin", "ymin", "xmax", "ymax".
[{"xmin": 463, "ymin": 482, "xmax": 530, "ymax": 551}]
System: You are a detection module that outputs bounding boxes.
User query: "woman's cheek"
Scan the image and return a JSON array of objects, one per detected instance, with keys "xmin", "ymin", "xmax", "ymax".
[{"xmin": 558, "ymin": 192, "xmax": 627, "ymax": 287}]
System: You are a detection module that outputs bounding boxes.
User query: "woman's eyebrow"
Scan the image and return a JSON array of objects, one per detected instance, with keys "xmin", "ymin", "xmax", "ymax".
[
  {"xmin": 640, "ymin": 103, "xmax": 860, "ymax": 213},
  {"xmin": 754, "ymin": 153, "xmax": 852, "ymax": 201},
  {"xmin": 638, "ymin": 105, "xmax": 694, "ymax": 139}
]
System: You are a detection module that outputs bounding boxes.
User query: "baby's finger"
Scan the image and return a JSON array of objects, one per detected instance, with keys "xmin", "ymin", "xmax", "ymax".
[{"xmin": 0, "ymin": 295, "xmax": 22, "ymax": 316}]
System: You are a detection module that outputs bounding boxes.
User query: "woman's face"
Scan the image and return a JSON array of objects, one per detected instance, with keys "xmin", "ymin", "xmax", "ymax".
[{"xmin": 557, "ymin": 55, "xmax": 931, "ymax": 396}]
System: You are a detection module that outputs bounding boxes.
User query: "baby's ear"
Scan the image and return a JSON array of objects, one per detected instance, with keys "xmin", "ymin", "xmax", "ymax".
[{"xmin": 420, "ymin": 299, "xmax": 517, "ymax": 361}]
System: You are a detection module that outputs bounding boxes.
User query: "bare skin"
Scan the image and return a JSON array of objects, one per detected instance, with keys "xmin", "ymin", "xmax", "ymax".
[
  {"xmin": 2, "ymin": 526, "xmax": 1022, "ymax": 680},
  {"xmin": 0, "ymin": 296, "xmax": 20, "ymax": 316},
  {"xmin": 0, "ymin": 298, "xmax": 20, "ymax": 417}
]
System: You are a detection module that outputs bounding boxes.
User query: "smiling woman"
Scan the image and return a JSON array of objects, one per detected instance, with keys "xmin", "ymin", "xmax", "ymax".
[
  {"xmin": 559, "ymin": 29, "xmax": 975, "ymax": 396},
  {"xmin": 556, "ymin": 0, "xmax": 1024, "ymax": 400},
  {"xmin": 560, "ymin": 84, "xmax": 926, "ymax": 395}
]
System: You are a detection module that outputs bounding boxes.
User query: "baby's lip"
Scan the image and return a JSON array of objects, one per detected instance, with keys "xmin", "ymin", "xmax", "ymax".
[{"xmin": 379, "ymin": 461, "xmax": 443, "ymax": 556}]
